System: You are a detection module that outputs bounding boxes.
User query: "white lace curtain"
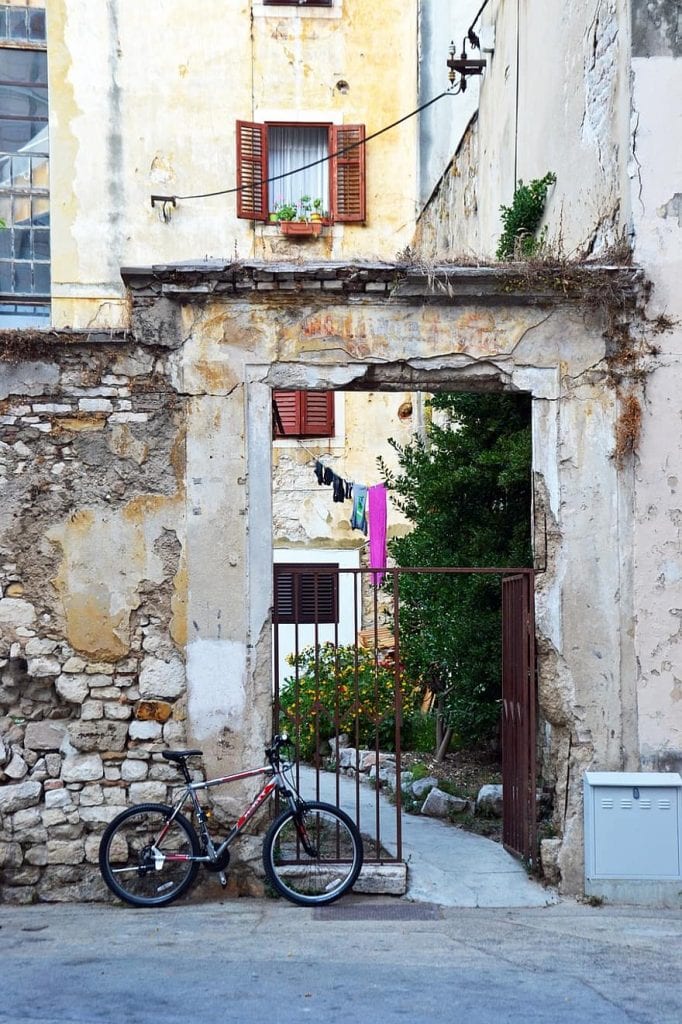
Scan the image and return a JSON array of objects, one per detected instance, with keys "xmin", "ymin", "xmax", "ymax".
[{"xmin": 268, "ymin": 126, "xmax": 329, "ymax": 214}]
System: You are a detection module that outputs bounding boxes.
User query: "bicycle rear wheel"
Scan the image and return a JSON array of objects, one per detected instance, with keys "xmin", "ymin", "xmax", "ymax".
[
  {"xmin": 262, "ymin": 801, "xmax": 363, "ymax": 906},
  {"xmin": 98, "ymin": 803, "xmax": 200, "ymax": 907}
]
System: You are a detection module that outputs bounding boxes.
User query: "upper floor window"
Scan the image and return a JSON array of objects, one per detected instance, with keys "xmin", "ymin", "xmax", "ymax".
[
  {"xmin": 0, "ymin": 4, "xmax": 50, "ymax": 328},
  {"xmin": 273, "ymin": 390, "xmax": 335, "ymax": 439},
  {"xmin": 236, "ymin": 121, "xmax": 365, "ymax": 224}
]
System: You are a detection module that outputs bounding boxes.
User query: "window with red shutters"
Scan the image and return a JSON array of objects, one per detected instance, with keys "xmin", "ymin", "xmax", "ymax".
[
  {"xmin": 236, "ymin": 121, "xmax": 365, "ymax": 224},
  {"xmin": 273, "ymin": 391, "xmax": 335, "ymax": 438}
]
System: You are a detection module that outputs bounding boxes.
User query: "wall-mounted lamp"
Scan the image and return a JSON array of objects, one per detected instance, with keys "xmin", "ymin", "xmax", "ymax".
[
  {"xmin": 151, "ymin": 194, "xmax": 176, "ymax": 223},
  {"xmin": 447, "ymin": 39, "xmax": 486, "ymax": 92}
]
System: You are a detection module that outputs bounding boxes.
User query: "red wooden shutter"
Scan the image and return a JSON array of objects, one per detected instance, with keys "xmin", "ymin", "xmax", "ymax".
[
  {"xmin": 331, "ymin": 124, "xmax": 366, "ymax": 223},
  {"xmin": 236, "ymin": 120, "xmax": 268, "ymax": 220},
  {"xmin": 301, "ymin": 391, "xmax": 334, "ymax": 436},
  {"xmin": 273, "ymin": 391, "xmax": 300, "ymax": 436}
]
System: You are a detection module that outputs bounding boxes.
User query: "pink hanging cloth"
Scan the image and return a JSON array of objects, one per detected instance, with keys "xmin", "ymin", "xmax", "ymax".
[{"xmin": 367, "ymin": 483, "xmax": 388, "ymax": 585}]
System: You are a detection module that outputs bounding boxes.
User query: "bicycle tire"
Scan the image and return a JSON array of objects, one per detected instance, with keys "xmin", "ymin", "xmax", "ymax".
[
  {"xmin": 98, "ymin": 803, "xmax": 200, "ymax": 908},
  {"xmin": 262, "ymin": 800, "xmax": 363, "ymax": 906}
]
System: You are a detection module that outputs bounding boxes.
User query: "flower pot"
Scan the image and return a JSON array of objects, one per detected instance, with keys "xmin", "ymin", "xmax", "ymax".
[{"xmin": 279, "ymin": 221, "xmax": 323, "ymax": 237}]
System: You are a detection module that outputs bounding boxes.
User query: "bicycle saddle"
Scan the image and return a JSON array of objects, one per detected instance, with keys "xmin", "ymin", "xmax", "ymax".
[{"xmin": 161, "ymin": 749, "xmax": 203, "ymax": 763}]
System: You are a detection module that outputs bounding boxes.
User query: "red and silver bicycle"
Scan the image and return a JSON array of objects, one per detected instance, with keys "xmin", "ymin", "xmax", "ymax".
[{"xmin": 98, "ymin": 734, "xmax": 363, "ymax": 908}]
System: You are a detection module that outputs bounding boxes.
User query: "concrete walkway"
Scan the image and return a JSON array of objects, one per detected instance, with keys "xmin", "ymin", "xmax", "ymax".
[{"xmin": 297, "ymin": 766, "xmax": 557, "ymax": 908}]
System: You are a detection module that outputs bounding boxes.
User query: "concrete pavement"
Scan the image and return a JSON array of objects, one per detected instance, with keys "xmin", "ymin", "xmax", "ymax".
[{"xmin": 1, "ymin": 899, "xmax": 680, "ymax": 1024}]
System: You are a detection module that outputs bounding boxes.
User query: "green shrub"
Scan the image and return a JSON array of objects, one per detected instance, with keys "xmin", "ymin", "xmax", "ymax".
[
  {"xmin": 496, "ymin": 172, "xmax": 556, "ymax": 260},
  {"xmin": 280, "ymin": 642, "xmax": 422, "ymax": 760}
]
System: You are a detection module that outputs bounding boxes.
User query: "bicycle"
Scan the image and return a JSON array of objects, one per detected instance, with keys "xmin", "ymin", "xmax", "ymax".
[{"xmin": 98, "ymin": 734, "xmax": 363, "ymax": 908}]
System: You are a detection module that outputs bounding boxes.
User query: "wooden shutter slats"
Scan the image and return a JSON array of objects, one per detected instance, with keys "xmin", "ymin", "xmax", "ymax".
[
  {"xmin": 301, "ymin": 391, "xmax": 334, "ymax": 436},
  {"xmin": 236, "ymin": 120, "xmax": 268, "ymax": 221},
  {"xmin": 331, "ymin": 124, "xmax": 366, "ymax": 223},
  {"xmin": 274, "ymin": 564, "xmax": 339, "ymax": 625},
  {"xmin": 273, "ymin": 390, "xmax": 299, "ymax": 437}
]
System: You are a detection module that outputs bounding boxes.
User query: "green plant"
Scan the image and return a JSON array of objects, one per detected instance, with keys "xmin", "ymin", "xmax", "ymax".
[
  {"xmin": 272, "ymin": 196, "xmax": 325, "ymax": 223},
  {"xmin": 279, "ymin": 642, "xmax": 422, "ymax": 760},
  {"xmin": 273, "ymin": 200, "xmax": 298, "ymax": 222},
  {"xmin": 496, "ymin": 172, "xmax": 556, "ymax": 260}
]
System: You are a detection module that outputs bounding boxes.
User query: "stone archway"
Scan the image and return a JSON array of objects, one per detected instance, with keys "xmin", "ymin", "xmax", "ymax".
[{"xmin": 123, "ymin": 259, "xmax": 641, "ymax": 892}]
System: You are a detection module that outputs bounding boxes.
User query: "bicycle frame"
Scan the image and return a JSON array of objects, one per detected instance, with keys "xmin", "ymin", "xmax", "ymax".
[{"xmin": 155, "ymin": 759, "xmax": 300, "ymax": 866}]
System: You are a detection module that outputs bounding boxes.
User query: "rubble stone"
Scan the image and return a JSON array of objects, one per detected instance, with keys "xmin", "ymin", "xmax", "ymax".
[
  {"xmin": 68, "ymin": 719, "xmax": 128, "ymax": 753},
  {"xmin": 24, "ymin": 720, "xmax": 68, "ymax": 751},
  {"xmin": 139, "ymin": 655, "xmax": 185, "ymax": 699},
  {"xmin": 0, "ymin": 779, "xmax": 42, "ymax": 813},
  {"xmin": 60, "ymin": 753, "xmax": 103, "ymax": 783}
]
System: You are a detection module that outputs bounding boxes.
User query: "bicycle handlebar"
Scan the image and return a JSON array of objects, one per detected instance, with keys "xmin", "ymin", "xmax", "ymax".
[{"xmin": 265, "ymin": 733, "xmax": 291, "ymax": 761}]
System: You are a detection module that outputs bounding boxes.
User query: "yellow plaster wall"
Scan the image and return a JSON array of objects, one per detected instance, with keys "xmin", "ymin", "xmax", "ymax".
[{"xmin": 44, "ymin": 0, "xmax": 417, "ymax": 329}]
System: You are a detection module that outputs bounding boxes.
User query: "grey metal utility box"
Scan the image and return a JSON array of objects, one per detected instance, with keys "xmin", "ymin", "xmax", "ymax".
[{"xmin": 584, "ymin": 771, "xmax": 682, "ymax": 906}]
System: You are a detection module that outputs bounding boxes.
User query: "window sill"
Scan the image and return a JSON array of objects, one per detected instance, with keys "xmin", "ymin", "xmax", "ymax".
[{"xmin": 252, "ymin": 2, "xmax": 342, "ymax": 20}]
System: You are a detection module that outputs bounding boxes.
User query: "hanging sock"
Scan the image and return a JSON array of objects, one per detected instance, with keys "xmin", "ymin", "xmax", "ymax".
[
  {"xmin": 345, "ymin": 479, "xmax": 353, "ymax": 500},
  {"xmin": 350, "ymin": 484, "xmax": 368, "ymax": 533},
  {"xmin": 368, "ymin": 483, "xmax": 388, "ymax": 585},
  {"xmin": 323, "ymin": 465, "xmax": 334, "ymax": 486},
  {"xmin": 314, "ymin": 460, "xmax": 325, "ymax": 485}
]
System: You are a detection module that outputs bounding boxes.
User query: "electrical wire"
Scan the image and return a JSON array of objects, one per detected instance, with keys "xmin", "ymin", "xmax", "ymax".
[{"xmin": 154, "ymin": 87, "xmax": 459, "ymax": 205}]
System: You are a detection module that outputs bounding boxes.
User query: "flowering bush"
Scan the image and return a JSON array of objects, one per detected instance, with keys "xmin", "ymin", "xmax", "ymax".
[{"xmin": 279, "ymin": 642, "xmax": 422, "ymax": 760}]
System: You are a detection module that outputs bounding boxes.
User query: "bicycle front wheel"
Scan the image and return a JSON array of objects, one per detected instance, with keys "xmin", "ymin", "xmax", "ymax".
[
  {"xmin": 99, "ymin": 803, "xmax": 200, "ymax": 907},
  {"xmin": 262, "ymin": 801, "xmax": 363, "ymax": 906}
]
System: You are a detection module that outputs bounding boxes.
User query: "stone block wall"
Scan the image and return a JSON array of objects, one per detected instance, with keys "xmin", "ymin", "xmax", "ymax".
[{"xmin": 0, "ymin": 338, "xmax": 192, "ymax": 902}]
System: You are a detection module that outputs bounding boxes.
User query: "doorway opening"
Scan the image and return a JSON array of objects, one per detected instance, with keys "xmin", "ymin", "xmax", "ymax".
[{"xmin": 271, "ymin": 388, "xmax": 538, "ymax": 868}]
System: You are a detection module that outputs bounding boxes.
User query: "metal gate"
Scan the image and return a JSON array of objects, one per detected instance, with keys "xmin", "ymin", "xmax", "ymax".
[
  {"xmin": 273, "ymin": 565, "xmax": 536, "ymax": 867},
  {"xmin": 501, "ymin": 572, "xmax": 537, "ymax": 866}
]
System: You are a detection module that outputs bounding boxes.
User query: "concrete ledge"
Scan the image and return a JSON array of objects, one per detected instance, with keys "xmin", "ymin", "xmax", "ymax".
[{"xmin": 353, "ymin": 862, "xmax": 407, "ymax": 896}]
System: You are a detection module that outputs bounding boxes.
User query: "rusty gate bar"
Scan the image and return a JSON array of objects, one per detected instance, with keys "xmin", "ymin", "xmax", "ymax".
[
  {"xmin": 501, "ymin": 572, "xmax": 537, "ymax": 867},
  {"xmin": 273, "ymin": 565, "xmax": 536, "ymax": 870}
]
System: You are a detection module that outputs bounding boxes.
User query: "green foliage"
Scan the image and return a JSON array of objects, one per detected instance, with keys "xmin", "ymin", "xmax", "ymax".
[
  {"xmin": 380, "ymin": 393, "xmax": 532, "ymax": 745},
  {"xmin": 279, "ymin": 643, "xmax": 422, "ymax": 760},
  {"xmin": 496, "ymin": 172, "xmax": 556, "ymax": 260}
]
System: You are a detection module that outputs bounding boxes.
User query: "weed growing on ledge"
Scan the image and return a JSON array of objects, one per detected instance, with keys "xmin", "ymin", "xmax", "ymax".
[{"xmin": 496, "ymin": 173, "xmax": 557, "ymax": 260}]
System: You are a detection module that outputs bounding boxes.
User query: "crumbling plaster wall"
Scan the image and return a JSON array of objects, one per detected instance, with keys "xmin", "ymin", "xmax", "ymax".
[
  {"xmin": 0, "ymin": 339, "xmax": 194, "ymax": 901},
  {"xmin": 0, "ymin": 262, "xmax": 644, "ymax": 899},
  {"xmin": 629, "ymin": 1, "xmax": 682, "ymax": 773},
  {"xmin": 415, "ymin": 0, "xmax": 631, "ymax": 258},
  {"xmin": 144, "ymin": 265, "xmax": 639, "ymax": 894}
]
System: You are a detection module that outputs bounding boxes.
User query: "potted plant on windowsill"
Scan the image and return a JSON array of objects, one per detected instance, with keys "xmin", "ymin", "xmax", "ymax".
[{"xmin": 272, "ymin": 196, "xmax": 327, "ymax": 237}]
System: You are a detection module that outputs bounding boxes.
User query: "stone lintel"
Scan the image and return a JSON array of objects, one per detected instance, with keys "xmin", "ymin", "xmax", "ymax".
[{"xmin": 120, "ymin": 260, "xmax": 644, "ymax": 308}]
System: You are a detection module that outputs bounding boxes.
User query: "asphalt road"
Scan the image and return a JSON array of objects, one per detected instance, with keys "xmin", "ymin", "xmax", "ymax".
[{"xmin": 1, "ymin": 897, "xmax": 681, "ymax": 1024}]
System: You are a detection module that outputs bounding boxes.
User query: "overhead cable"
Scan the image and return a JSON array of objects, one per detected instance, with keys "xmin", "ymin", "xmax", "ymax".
[{"xmin": 152, "ymin": 87, "xmax": 458, "ymax": 206}]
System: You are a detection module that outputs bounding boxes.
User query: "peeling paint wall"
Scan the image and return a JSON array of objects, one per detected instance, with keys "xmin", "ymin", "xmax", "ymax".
[{"xmin": 46, "ymin": 0, "xmax": 417, "ymax": 330}]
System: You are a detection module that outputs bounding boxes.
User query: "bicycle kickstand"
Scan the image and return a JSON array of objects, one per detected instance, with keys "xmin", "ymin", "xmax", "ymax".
[{"xmin": 218, "ymin": 871, "xmax": 227, "ymax": 888}]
